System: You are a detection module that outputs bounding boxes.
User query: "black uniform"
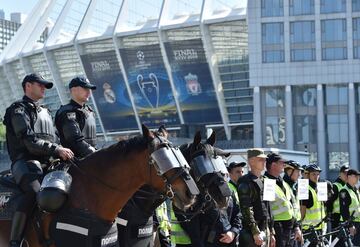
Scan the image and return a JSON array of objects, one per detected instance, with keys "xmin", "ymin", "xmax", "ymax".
[
  {"xmin": 237, "ymin": 172, "xmax": 274, "ymax": 247},
  {"xmin": 55, "ymin": 99, "xmax": 96, "ymax": 159},
  {"xmin": 201, "ymin": 193, "xmax": 242, "ymax": 247},
  {"xmin": 3, "ymin": 95, "xmax": 60, "ymax": 245}
]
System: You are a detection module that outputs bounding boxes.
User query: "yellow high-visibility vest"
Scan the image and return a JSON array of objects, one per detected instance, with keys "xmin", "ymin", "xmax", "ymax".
[{"xmin": 302, "ymin": 186, "xmax": 325, "ymax": 230}]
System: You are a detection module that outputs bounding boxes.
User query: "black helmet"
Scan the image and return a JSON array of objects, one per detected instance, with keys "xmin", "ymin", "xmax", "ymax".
[
  {"xmin": 305, "ymin": 163, "xmax": 322, "ymax": 172},
  {"xmin": 284, "ymin": 160, "xmax": 304, "ymax": 171}
]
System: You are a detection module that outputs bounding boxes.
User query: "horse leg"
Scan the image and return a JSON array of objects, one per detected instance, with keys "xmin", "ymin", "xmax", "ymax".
[{"xmin": 0, "ymin": 220, "xmax": 11, "ymax": 247}]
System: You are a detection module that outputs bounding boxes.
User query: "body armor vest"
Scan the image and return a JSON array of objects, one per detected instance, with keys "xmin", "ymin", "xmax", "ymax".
[
  {"xmin": 34, "ymin": 107, "xmax": 56, "ymax": 142},
  {"xmin": 77, "ymin": 106, "xmax": 96, "ymax": 146}
]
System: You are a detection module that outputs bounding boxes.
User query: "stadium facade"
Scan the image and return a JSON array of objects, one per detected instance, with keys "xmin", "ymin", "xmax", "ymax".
[{"xmin": 0, "ymin": 0, "xmax": 358, "ymax": 178}]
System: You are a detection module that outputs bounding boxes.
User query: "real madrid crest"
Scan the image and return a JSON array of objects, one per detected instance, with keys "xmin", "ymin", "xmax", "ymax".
[{"xmin": 103, "ymin": 83, "xmax": 116, "ymax": 104}]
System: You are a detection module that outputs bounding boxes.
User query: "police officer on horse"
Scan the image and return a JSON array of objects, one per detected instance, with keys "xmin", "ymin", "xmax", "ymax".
[
  {"xmin": 3, "ymin": 73, "xmax": 74, "ymax": 247},
  {"xmin": 55, "ymin": 76, "xmax": 97, "ymax": 159}
]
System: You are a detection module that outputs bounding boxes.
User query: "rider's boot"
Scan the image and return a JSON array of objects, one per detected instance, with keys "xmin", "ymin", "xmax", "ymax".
[{"xmin": 9, "ymin": 211, "xmax": 27, "ymax": 247}]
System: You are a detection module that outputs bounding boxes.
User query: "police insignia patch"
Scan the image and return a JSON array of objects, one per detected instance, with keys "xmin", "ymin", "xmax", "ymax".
[
  {"xmin": 14, "ymin": 107, "xmax": 24, "ymax": 114},
  {"xmin": 340, "ymin": 192, "xmax": 347, "ymax": 199},
  {"xmin": 67, "ymin": 112, "xmax": 76, "ymax": 120}
]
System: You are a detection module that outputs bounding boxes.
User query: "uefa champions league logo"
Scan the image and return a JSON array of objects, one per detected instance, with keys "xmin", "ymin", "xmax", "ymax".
[
  {"xmin": 137, "ymin": 73, "xmax": 160, "ymax": 108},
  {"xmin": 137, "ymin": 51, "xmax": 145, "ymax": 61}
]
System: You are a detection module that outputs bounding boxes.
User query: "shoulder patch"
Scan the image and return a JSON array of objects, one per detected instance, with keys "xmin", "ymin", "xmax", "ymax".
[
  {"xmin": 340, "ymin": 191, "xmax": 347, "ymax": 199},
  {"xmin": 14, "ymin": 107, "xmax": 24, "ymax": 114},
  {"xmin": 67, "ymin": 112, "xmax": 76, "ymax": 120}
]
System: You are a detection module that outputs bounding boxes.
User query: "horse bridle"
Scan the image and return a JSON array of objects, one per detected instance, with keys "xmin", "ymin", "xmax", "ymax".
[{"xmin": 149, "ymin": 134, "xmax": 194, "ymax": 199}]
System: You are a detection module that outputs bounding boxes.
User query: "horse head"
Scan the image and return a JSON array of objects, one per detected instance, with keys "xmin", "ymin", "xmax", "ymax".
[
  {"xmin": 180, "ymin": 131, "xmax": 231, "ymax": 209},
  {"xmin": 142, "ymin": 124, "xmax": 199, "ymax": 211}
]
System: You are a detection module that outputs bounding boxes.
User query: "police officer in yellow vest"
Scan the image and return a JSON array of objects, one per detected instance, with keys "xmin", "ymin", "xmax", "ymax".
[
  {"xmin": 283, "ymin": 160, "xmax": 304, "ymax": 245},
  {"xmin": 339, "ymin": 169, "xmax": 360, "ymax": 245},
  {"xmin": 227, "ymin": 161, "xmax": 246, "ymax": 205},
  {"xmin": 154, "ymin": 201, "xmax": 171, "ymax": 247},
  {"xmin": 301, "ymin": 164, "xmax": 326, "ymax": 247},
  {"xmin": 170, "ymin": 204, "xmax": 192, "ymax": 247},
  {"xmin": 329, "ymin": 165, "xmax": 349, "ymax": 229},
  {"xmin": 264, "ymin": 154, "xmax": 302, "ymax": 247}
]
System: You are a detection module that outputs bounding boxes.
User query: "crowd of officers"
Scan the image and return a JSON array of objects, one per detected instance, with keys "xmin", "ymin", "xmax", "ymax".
[{"xmin": 3, "ymin": 73, "xmax": 360, "ymax": 247}]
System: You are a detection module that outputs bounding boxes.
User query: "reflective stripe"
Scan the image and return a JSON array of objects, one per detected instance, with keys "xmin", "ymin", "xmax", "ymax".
[
  {"xmin": 56, "ymin": 222, "xmax": 89, "ymax": 236},
  {"xmin": 115, "ymin": 217, "xmax": 128, "ymax": 226}
]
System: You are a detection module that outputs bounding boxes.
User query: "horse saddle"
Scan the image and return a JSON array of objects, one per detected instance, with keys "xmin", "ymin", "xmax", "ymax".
[{"xmin": 0, "ymin": 170, "xmax": 22, "ymax": 220}]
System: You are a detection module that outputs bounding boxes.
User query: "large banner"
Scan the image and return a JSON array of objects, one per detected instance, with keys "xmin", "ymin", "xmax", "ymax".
[
  {"xmin": 164, "ymin": 38, "xmax": 222, "ymax": 124},
  {"xmin": 80, "ymin": 50, "xmax": 138, "ymax": 132},
  {"xmin": 120, "ymin": 44, "xmax": 180, "ymax": 127}
]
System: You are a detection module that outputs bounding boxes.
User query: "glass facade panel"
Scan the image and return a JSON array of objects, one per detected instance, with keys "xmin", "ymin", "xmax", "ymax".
[
  {"xmin": 325, "ymin": 85, "xmax": 349, "ymax": 171},
  {"xmin": 320, "ymin": 0, "xmax": 346, "ymax": 13},
  {"xmin": 262, "ymin": 23, "xmax": 284, "ymax": 63},
  {"xmin": 290, "ymin": 21, "xmax": 316, "ymax": 61},
  {"xmin": 261, "ymin": 0, "xmax": 284, "ymax": 17},
  {"xmin": 325, "ymin": 85, "xmax": 348, "ymax": 105},
  {"xmin": 326, "ymin": 114, "xmax": 348, "ymax": 143},
  {"xmin": 354, "ymin": 18, "xmax": 360, "ymax": 59},
  {"xmin": 292, "ymin": 86, "xmax": 317, "ymax": 153},
  {"xmin": 289, "ymin": 0, "xmax": 314, "ymax": 15},
  {"xmin": 354, "ymin": 0, "xmax": 360, "ymax": 12},
  {"xmin": 321, "ymin": 19, "xmax": 347, "ymax": 60},
  {"xmin": 262, "ymin": 87, "xmax": 286, "ymax": 148}
]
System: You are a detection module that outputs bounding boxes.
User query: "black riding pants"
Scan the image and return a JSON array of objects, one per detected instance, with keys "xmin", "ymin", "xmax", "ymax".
[{"xmin": 17, "ymin": 177, "xmax": 41, "ymax": 215}]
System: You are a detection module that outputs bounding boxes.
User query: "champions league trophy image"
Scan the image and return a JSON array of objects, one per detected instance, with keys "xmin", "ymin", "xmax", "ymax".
[{"xmin": 137, "ymin": 73, "xmax": 160, "ymax": 109}]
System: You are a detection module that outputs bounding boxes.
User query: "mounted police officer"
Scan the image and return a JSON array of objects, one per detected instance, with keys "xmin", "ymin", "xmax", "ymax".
[
  {"xmin": 238, "ymin": 148, "xmax": 276, "ymax": 247},
  {"xmin": 264, "ymin": 154, "xmax": 302, "ymax": 247},
  {"xmin": 55, "ymin": 76, "xmax": 97, "ymax": 159},
  {"xmin": 3, "ymin": 73, "xmax": 74, "ymax": 247}
]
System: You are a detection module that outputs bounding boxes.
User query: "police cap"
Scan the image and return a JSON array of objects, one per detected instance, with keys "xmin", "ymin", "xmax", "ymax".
[
  {"xmin": 69, "ymin": 76, "xmax": 96, "ymax": 90},
  {"xmin": 347, "ymin": 169, "xmax": 360, "ymax": 176},
  {"xmin": 22, "ymin": 73, "xmax": 53, "ymax": 89}
]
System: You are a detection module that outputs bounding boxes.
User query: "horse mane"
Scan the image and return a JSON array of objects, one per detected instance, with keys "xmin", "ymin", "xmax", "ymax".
[{"xmin": 81, "ymin": 135, "xmax": 148, "ymax": 165}]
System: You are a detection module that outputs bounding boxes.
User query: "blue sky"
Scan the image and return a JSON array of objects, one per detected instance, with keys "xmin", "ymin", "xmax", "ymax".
[{"xmin": 0, "ymin": 0, "xmax": 38, "ymax": 19}]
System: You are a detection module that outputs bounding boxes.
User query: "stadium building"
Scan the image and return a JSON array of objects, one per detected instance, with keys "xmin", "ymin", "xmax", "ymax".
[{"xmin": 0, "ymin": 0, "xmax": 358, "ymax": 178}]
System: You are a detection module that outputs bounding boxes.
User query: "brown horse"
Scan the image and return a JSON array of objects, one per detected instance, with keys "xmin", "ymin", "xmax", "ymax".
[{"xmin": 0, "ymin": 125, "xmax": 198, "ymax": 247}]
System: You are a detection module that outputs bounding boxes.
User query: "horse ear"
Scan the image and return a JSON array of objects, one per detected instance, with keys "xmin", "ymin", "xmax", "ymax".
[
  {"xmin": 142, "ymin": 124, "xmax": 153, "ymax": 140},
  {"xmin": 206, "ymin": 130, "xmax": 216, "ymax": 146},
  {"xmin": 158, "ymin": 125, "xmax": 168, "ymax": 138},
  {"xmin": 193, "ymin": 131, "xmax": 202, "ymax": 146}
]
